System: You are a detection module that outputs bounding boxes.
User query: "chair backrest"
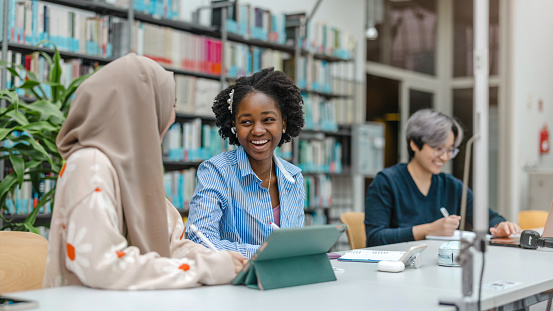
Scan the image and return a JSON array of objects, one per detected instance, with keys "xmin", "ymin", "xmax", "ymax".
[
  {"xmin": 518, "ymin": 210, "xmax": 549, "ymax": 230},
  {"xmin": 0, "ymin": 231, "xmax": 48, "ymax": 294},
  {"xmin": 339, "ymin": 212, "xmax": 366, "ymax": 249}
]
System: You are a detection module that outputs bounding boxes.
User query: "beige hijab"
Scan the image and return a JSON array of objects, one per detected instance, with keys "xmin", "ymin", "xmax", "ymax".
[{"xmin": 57, "ymin": 53, "xmax": 175, "ymax": 257}]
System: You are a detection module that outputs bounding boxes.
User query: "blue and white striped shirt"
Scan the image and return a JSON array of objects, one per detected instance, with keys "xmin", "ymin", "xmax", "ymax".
[{"xmin": 186, "ymin": 146, "xmax": 305, "ymax": 258}]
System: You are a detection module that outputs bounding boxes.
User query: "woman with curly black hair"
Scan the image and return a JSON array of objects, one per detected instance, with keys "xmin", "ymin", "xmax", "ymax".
[{"xmin": 185, "ymin": 67, "xmax": 306, "ymax": 258}]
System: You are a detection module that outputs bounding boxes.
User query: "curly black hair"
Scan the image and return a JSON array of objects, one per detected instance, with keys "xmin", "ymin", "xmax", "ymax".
[{"xmin": 212, "ymin": 67, "xmax": 305, "ymax": 146}]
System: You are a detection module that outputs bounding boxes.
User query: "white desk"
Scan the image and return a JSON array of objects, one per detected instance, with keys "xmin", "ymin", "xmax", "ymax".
[{"xmin": 6, "ymin": 241, "xmax": 553, "ymax": 311}]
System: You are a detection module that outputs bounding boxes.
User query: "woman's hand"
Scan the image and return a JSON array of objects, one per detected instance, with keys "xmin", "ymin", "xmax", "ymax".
[
  {"xmin": 227, "ymin": 251, "xmax": 248, "ymax": 274},
  {"xmin": 490, "ymin": 221, "xmax": 521, "ymax": 237},
  {"xmin": 427, "ymin": 215, "xmax": 461, "ymax": 236},
  {"xmin": 413, "ymin": 215, "xmax": 461, "ymax": 240}
]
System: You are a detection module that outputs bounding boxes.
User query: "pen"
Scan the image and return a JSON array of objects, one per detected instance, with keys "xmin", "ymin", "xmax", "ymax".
[
  {"xmin": 189, "ymin": 224, "xmax": 218, "ymax": 251},
  {"xmin": 440, "ymin": 207, "xmax": 450, "ymax": 218},
  {"xmin": 270, "ymin": 222, "xmax": 280, "ymax": 230}
]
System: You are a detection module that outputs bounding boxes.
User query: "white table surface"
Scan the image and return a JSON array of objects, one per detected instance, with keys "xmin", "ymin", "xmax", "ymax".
[{"xmin": 6, "ymin": 240, "xmax": 553, "ymax": 311}]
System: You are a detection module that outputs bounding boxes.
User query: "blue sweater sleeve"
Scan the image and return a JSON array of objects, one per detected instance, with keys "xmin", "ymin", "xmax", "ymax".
[{"xmin": 364, "ymin": 173, "xmax": 414, "ymax": 247}]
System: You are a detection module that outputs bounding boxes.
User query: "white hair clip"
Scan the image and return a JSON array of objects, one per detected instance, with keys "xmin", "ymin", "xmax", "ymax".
[{"xmin": 227, "ymin": 89, "xmax": 235, "ymax": 114}]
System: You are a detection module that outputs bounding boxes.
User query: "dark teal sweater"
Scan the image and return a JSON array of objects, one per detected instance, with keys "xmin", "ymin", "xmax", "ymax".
[{"xmin": 365, "ymin": 163, "xmax": 505, "ymax": 246}]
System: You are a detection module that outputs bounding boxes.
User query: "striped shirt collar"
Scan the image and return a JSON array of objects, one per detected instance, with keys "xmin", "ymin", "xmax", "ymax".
[{"xmin": 236, "ymin": 146, "xmax": 300, "ymax": 183}]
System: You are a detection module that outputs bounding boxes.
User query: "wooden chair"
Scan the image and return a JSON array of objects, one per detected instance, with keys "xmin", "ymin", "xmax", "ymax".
[
  {"xmin": 339, "ymin": 212, "xmax": 366, "ymax": 249},
  {"xmin": 518, "ymin": 210, "xmax": 549, "ymax": 230},
  {"xmin": 0, "ymin": 231, "xmax": 48, "ymax": 293}
]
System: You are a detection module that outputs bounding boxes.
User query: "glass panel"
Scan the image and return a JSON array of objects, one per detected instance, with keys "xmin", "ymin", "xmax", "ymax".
[
  {"xmin": 409, "ymin": 89, "xmax": 433, "ymax": 115},
  {"xmin": 453, "ymin": 0, "xmax": 499, "ymax": 77},
  {"xmin": 452, "ymin": 87, "xmax": 499, "ymax": 210},
  {"xmin": 366, "ymin": 0, "xmax": 437, "ymax": 75}
]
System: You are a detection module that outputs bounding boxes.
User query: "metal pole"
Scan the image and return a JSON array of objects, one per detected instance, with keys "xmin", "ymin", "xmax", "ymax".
[
  {"xmin": 1, "ymin": 0, "xmax": 9, "ymax": 92},
  {"xmin": 473, "ymin": 0, "xmax": 489, "ymax": 236},
  {"xmin": 292, "ymin": 24, "xmax": 301, "ymax": 165},
  {"xmin": 220, "ymin": 6, "xmax": 227, "ymax": 89},
  {"xmin": 305, "ymin": 0, "xmax": 322, "ymax": 28},
  {"xmin": 127, "ymin": 0, "xmax": 134, "ymax": 54},
  {"xmin": 0, "ymin": 0, "xmax": 9, "ymax": 227}
]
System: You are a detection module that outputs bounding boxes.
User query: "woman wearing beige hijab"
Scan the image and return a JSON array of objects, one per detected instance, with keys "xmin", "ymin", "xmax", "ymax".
[{"xmin": 43, "ymin": 53, "xmax": 246, "ymax": 290}]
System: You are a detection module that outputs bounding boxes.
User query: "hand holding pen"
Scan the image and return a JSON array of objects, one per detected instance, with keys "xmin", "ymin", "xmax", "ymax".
[
  {"xmin": 427, "ymin": 207, "xmax": 461, "ymax": 237},
  {"xmin": 189, "ymin": 224, "xmax": 218, "ymax": 251},
  {"xmin": 189, "ymin": 224, "xmax": 247, "ymax": 274}
]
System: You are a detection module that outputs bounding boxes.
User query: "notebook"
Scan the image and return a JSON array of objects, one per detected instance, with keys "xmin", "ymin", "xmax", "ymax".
[
  {"xmin": 338, "ymin": 249, "xmax": 405, "ymax": 263},
  {"xmin": 426, "ymin": 230, "xmax": 491, "ymax": 242}
]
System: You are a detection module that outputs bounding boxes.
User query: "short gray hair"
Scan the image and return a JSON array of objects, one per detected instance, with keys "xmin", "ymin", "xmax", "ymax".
[{"xmin": 405, "ymin": 109, "xmax": 463, "ymax": 160}]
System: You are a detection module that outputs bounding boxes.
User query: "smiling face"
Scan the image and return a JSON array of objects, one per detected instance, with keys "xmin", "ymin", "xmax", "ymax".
[
  {"xmin": 233, "ymin": 92, "xmax": 286, "ymax": 165},
  {"xmin": 410, "ymin": 130, "xmax": 455, "ymax": 175}
]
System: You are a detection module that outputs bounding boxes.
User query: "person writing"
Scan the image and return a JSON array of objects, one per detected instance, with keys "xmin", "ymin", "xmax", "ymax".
[
  {"xmin": 43, "ymin": 53, "xmax": 246, "ymax": 290},
  {"xmin": 365, "ymin": 109, "xmax": 521, "ymax": 246},
  {"xmin": 186, "ymin": 67, "xmax": 305, "ymax": 258}
]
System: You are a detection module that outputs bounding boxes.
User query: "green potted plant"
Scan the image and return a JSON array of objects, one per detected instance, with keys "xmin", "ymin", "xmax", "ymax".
[{"xmin": 0, "ymin": 44, "xmax": 96, "ymax": 233}]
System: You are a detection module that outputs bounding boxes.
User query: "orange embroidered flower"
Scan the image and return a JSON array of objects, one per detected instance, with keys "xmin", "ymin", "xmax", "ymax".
[
  {"xmin": 66, "ymin": 243, "xmax": 76, "ymax": 261},
  {"xmin": 95, "ymin": 188, "xmax": 101, "ymax": 192},
  {"xmin": 59, "ymin": 163, "xmax": 67, "ymax": 178},
  {"xmin": 116, "ymin": 251, "xmax": 126, "ymax": 258},
  {"xmin": 179, "ymin": 263, "xmax": 190, "ymax": 271}
]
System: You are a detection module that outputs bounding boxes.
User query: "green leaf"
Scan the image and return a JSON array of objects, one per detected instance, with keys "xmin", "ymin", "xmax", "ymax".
[
  {"xmin": 17, "ymin": 79, "xmax": 41, "ymax": 89},
  {"xmin": 35, "ymin": 51, "xmax": 53, "ymax": 68},
  {"xmin": 8, "ymin": 153, "xmax": 25, "ymax": 188},
  {"xmin": 50, "ymin": 47, "xmax": 62, "ymax": 102},
  {"xmin": 19, "ymin": 135, "xmax": 53, "ymax": 167},
  {"xmin": 0, "ymin": 89, "xmax": 20, "ymax": 106},
  {"xmin": 25, "ymin": 188, "xmax": 54, "ymax": 228},
  {"xmin": 29, "ymin": 170, "xmax": 41, "ymax": 194},
  {"xmin": 19, "ymin": 100, "xmax": 65, "ymax": 121},
  {"xmin": 23, "ymin": 222, "xmax": 40, "ymax": 234},
  {"xmin": 0, "ymin": 174, "xmax": 17, "ymax": 206},
  {"xmin": 24, "ymin": 160, "xmax": 43, "ymax": 170},
  {"xmin": 0, "ymin": 127, "xmax": 12, "ymax": 141},
  {"xmin": 6, "ymin": 110, "xmax": 30, "ymax": 126},
  {"xmin": 42, "ymin": 137, "xmax": 59, "ymax": 154},
  {"xmin": 7, "ymin": 67, "xmax": 23, "ymax": 81},
  {"xmin": 60, "ymin": 70, "xmax": 96, "ymax": 109},
  {"xmin": 21, "ymin": 121, "xmax": 59, "ymax": 133}
]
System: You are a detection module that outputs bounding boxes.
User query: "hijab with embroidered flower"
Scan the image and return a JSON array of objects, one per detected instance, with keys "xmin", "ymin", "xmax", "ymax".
[{"xmin": 56, "ymin": 53, "xmax": 175, "ymax": 257}]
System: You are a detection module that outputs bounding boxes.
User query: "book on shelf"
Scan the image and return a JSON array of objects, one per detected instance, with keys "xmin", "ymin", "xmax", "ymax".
[
  {"xmin": 2, "ymin": 50, "xmax": 96, "ymax": 93},
  {"xmin": 208, "ymin": 1, "xmax": 286, "ymax": 44},
  {"xmin": 303, "ymin": 174, "xmax": 332, "ymax": 209},
  {"xmin": 3, "ymin": 0, "xmax": 118, "ymax": 58},
  {"xmin": 311, "ymin": 21, "xmax": 355, "ymax": 59},
  {"xmin": 303, "ymin": 210, "xmax": 327, "ymax": 226},
  {"xmin": 162, "ymin": 118, "xmax": 235, "ymax": 163},
  {"xmin": 164, "ymin": 168, "xmax": 197, "ymax": 211},
  {"xmin": 302, "ymin": 93, "xmax": 339, "ymax": 131},
  {"xmin": 2, "ymin": 170, "xmax": 55, "ymax": 216},
  {"xmin": 298, "ymin": 138, "xmax": 342, "ymax": 174},
  {"xmin": 133, "ymin": 22, "xmax": 224, "ymax": 76},
  {"xmin": 134, "ymin": 0, "xmax": 180, "ymax": 20}
]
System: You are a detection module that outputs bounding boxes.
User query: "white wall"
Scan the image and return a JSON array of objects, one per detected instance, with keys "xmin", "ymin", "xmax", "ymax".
[
  {"xmin": 180, "ymin": 0, "xmax": 366, "ymax": 82},
  {"xmin": 508, "ymin": 0, "xmax": 553, "ymax": 218}
]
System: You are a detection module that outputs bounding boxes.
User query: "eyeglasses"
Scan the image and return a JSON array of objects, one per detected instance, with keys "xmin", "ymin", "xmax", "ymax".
[{"xmin": 433, "ymin": 146, "xmax": 460, "ymax": 159}]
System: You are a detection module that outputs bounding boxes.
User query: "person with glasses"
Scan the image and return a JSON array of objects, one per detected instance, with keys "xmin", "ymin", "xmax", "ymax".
[{"xmin": 364, "ymin": 109, "xmax": 520, "ymax": 246}]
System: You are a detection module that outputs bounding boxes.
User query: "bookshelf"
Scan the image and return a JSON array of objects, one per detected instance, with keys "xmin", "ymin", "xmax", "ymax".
[{"xmin": 0, "ymin": 0, "xmax": 359, "ymax": 233}]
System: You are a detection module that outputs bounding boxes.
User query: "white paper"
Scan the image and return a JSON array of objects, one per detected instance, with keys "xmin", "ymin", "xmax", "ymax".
[
  {"xmin": 338, "ymin": 250, "xmax": 405, "ymax": 262},
  {"xmin": 426, "ymin": 230, "xmax": 492, "ymax": 242}
]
